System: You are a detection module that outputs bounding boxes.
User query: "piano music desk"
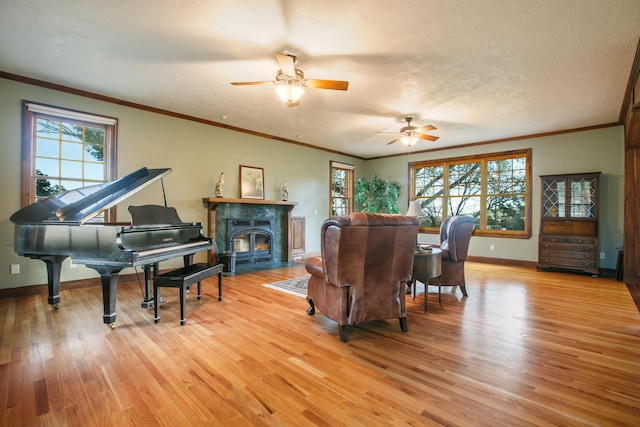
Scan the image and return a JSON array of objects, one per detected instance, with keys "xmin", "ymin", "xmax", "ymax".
[{"xmin": 153, "ymin": 263, "xmax": 223, "ymax": 325}]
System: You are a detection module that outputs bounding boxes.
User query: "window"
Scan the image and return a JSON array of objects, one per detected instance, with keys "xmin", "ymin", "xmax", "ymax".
[
  {"xmin": 330, "ymin": 161, "xmax": 354, "ymax": 216},
  {"xmin": 410, "ymin": 149, "xmax": 531, "ymax": 237},
  {"xmin": 21, "ymin": 101, "xmax": 117, "ymax": 219}
]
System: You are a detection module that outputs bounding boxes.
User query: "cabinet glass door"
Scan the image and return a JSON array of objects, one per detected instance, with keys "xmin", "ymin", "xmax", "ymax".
[
  {"xmin": 542, "ymin": 179, "xmax": 565, "ymax": 217},
  {"xmin": 570, "ymin": 177, "xmax": 596, "ymax": 218}
]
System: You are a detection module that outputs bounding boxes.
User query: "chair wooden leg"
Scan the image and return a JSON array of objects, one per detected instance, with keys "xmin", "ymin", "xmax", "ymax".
[
  {"xmin": 306, "ymin": 297, "xmax": 315, "ymax": 315},
  {"xmin": 339, "ymin": 325, "xmax": 348, "ymax": 342},
  {"xmin": 399, "ymin": 317, "xmax": 408, "ymax": 332}
]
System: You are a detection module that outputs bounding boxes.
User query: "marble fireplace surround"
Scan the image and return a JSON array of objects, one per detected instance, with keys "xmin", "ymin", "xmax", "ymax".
[{"xmin": 202, "ymin": 198, "xmax": 297, "ymax": 267}]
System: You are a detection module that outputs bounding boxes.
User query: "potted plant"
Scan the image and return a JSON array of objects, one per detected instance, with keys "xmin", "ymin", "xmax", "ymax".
[{"xmin": 354, "ymin": 175, "xmax": 401, "ymax": 213}]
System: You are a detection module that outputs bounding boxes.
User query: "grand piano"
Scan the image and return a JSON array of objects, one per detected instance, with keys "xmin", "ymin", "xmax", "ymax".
[{"xmin": 10, "ymin": 167, "xmax": 214, "ymax": 327}]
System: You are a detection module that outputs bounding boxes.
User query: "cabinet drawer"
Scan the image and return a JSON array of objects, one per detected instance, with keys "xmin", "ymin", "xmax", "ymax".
[
  {"xmin": 538, "ymin": 257, "xmax": 597, "ymax": 269},
  {"xmin": 538, "ymin": 249, "xmax": 596, "ymax": 260},
  {"xmin": 540, "ymin": 235, "xmax": 596, "ymax": 245},
  {"xmin": 539, "ymin": 242, "xmax": 596, "ymax": 253}
]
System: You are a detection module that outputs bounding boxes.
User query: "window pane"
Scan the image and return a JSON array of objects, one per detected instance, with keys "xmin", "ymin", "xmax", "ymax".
[
  {"xmin": 487, "ymin": 195, "xmax": 525, "ymax": 230},
  {"xmin": 60, "ymin": 180, "xmax": 84, "ymax": 191},
  {"xmin": 84, "ymin": 162, "xmax": 104, "ymax": 180},
  {"xmin": 61, "ymin": 124, "xmax": 83, "ymax": 142},
  {"xmin": 420, "ymin": 197, "xmax": 443, "ymax": 227},
  {"xmin": 36, "ymin": 158, "xmax": 59, "ymax": 177},
  {"xmin": 61, "ymin": 141, "xmax": 83, "ymax": 160},
  {"xmin": 36, "ymin": 119, "xmax": 59, "ymax": 137},
  {"xmin": 61, "ymin": 160, "xmax": 82, "ymax": 178},
  {"xmin": 449, "ymin": 195, "xmax": 480, "ymax": 218},
  {"xmin": 36, "ymin": 138, "xmax": 59, "ymax": 157},
  {"xmin": 36, "ymin": 178, "xmax": 67, "ymax": 198}
]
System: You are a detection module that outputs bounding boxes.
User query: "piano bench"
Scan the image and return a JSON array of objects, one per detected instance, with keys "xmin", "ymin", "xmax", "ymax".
[{"xmin": 153, "ymin": 262, "xmax": 223, "ymax": 325}]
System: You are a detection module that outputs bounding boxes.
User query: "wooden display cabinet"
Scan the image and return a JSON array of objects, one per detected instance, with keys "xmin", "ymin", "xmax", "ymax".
[{"xmin": 537, "ymin": 172, "xmax": 600, "ymax": 277}]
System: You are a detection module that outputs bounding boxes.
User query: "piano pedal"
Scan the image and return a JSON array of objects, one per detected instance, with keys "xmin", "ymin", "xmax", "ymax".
[{"xmin": 142, "ymin": 295, "xmax": 163, "ymax": 309}]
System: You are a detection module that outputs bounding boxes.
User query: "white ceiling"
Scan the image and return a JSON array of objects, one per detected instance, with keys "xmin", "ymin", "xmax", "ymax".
[{"xmin": 1, "ymin": 0, "xmax": 639, "ymax": 159}]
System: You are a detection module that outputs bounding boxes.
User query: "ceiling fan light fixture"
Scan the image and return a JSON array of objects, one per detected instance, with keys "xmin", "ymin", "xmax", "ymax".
[
  {"xmin": 400, "ymin": 133, "xmax": 419, "ymax": 146},
  {"xmin": 275, "ymin": 84, "xmax": 305, "ymax": 104}
]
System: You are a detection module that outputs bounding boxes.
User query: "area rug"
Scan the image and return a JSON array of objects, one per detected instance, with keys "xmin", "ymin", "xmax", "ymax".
[{"xmin": 262, "ymin": 276, "xmax": 309, "ymax": 298}]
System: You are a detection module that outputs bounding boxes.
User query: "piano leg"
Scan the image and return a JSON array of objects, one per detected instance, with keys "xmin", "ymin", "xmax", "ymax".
[
  {"xmin": 183, "ymin": 255, "xmax": 193, "ymax": 292},
  {"xmin": 36, "ymin": 255, "xmax": 68, "ymax": 309},
  {"xmin": 86, "ymin": 265, "xmax": 122, "ymax": 328},
  {"xmin": 141, "ymin": 263, "xmax": 159, "ymax": 308}
]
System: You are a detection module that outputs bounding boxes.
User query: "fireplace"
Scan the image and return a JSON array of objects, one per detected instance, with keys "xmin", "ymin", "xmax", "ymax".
[
  {"xmin": 227, "ymin": 218, "xmax": 275, "ymax": 266},
  {"xmin": 203, "ymin": 198, "xmax": 298, "ymax": 269}
]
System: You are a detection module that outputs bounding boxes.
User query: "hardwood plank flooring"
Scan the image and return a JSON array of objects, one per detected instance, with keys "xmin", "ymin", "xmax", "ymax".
[{"xmin": 1, "ymin": 262, "xmax": 639, "ymax": 426}]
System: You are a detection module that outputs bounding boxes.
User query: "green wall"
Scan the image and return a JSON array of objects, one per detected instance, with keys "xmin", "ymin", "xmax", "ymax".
[{"xmin": 0, "ymin": 77, "xmax": 625, "ymax": 289}]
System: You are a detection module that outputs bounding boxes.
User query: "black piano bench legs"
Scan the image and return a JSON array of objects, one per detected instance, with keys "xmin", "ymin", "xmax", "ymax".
[{"xmin": 153, "ymin": 263, "xmax": 223, "ymax": 325}]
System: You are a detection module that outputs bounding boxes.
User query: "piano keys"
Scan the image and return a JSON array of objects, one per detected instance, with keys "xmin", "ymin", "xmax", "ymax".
[{"xmin": 10, "ymin": 167, "xmax": 213, "ymax": 327}]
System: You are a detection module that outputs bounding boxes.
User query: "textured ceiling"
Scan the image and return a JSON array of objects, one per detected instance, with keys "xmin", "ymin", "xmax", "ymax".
[{"xmin": 1, "ymin": 0, "xmax": 639, "ymax": 159}]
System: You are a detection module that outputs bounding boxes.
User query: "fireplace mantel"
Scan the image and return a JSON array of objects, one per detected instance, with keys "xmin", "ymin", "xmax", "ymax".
[
  {"xmin": 202, "ymin": 198, "xmax": 298, "ymax": 264},
  {"xmin": 203, "ymin": 198, "xmax": 297, "ymax": 208}
]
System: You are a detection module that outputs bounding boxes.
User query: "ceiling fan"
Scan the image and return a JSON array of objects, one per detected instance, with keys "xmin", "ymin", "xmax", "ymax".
[
  {"xmin": 230, "ymin": 53, "xmax": 349, "ymax": 108},
  {"xmin": 386, "ymin": 116, "xmax": 439, "ymax": 146}
]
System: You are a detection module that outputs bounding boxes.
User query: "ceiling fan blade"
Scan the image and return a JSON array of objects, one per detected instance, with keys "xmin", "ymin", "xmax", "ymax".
[
  {"xmin": 419, "ymin": 124, "xmax": 437, "ymax": 132},
  {"xmin": 417, "ymin": 133, "xmax": 439, "ymax": 141},
  {"xmin": 305, "ymin": 78, "xmax": 349, "ymax": 91},
  {"xmin": 230, "ymin": 81, "xmax": 273, "ymax": 86},
  {"xmin": 386, "ymin": 137, "xmax": 401, "ymax": 145},
  {"xmin": 287, "ymin": 100, "xmax": 300, "ymax": 108},
  {"xmin": 276, "ymin": 53, "xmax": 296, "ymax": 76}
]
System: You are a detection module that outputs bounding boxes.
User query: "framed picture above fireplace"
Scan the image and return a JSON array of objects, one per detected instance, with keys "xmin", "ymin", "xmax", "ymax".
[{"xmin": 239, "ymin": 165, "xmax": 264, "ymax": 199}]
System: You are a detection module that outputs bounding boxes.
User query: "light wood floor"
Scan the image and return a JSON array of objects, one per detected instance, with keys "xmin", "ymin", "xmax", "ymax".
[{"xmin": 1, "ymin": 262, "xmax": 639, "ymax": 426}]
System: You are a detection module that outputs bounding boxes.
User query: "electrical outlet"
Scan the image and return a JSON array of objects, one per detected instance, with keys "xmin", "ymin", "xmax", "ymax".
[
  {"xmin": 314, "ymin": 209, "xmax": 318, "ymax": 215},
  {"xmin": 10, "ymin": 264, "xmax": 20, "ymax": 274},
  {"xmin": 600, "ymin": 252, "xmax": 605, "ymax": 259},
  {"xmin": 490, "ymin": 244, "xmax": 495, "ymax": 251}
]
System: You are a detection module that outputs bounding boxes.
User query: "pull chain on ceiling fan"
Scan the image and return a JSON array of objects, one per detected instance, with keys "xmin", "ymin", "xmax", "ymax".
[
  {"xmin": 231, "ymin": 53, "xmax": 349, "ymax": 108},
  {"xmin": 387, "ymin": 116, "xmax": 439, "ymax": 146}
]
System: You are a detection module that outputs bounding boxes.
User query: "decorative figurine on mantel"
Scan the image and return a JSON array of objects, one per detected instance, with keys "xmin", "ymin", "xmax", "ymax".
[
  {"xmin": 215, "ymin": 172, "xmax": 224, "ymax": 198},
  {"xmin": 282, "ymin": 180, "xmax": 288, "ymax": 201}
]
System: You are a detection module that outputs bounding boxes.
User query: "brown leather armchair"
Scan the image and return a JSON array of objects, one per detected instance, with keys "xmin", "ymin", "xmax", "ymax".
[
  {"xmin": 304, "ymin": 213, "xmax": 419, "ymax": 342},
  {"xmin": 430, "ymin": 215, "xmax": 475, "ymax": 301}
]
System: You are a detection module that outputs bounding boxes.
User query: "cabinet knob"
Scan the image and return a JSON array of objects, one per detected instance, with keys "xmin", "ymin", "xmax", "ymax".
[
  {"xmin": 577, "ymin": 239, "xmax": 584, "ymax": 243},
  {"xmin": 584, "ymin": 254, "xmax": 591, "ymax": 259}
]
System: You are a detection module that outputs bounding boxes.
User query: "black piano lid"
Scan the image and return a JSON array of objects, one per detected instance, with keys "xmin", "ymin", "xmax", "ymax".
[{"xmin": 10, "ymin": 167, "xmax": 172, "ymax": 225}]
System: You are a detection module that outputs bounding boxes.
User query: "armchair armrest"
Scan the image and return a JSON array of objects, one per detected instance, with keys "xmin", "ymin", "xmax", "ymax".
[{"xmin": 305, "ymin": 257, "xmax": 324, "ymax": 278}]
